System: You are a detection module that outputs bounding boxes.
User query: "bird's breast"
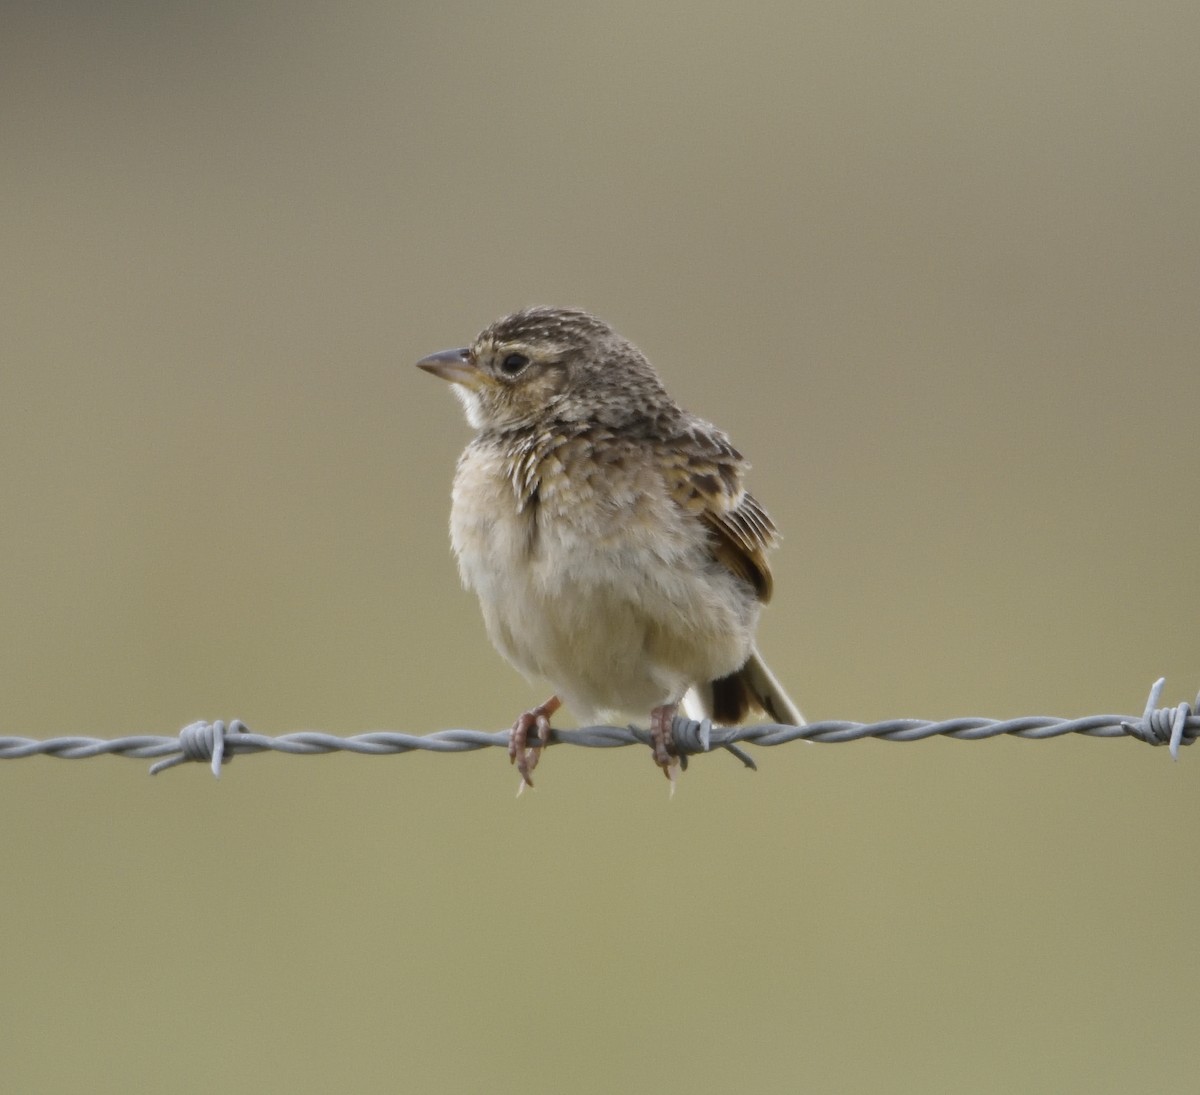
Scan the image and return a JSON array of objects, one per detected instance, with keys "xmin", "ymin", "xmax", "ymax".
[{"xmin": 447, "ymin": 435, "xmax": 759, "ymax": 714}]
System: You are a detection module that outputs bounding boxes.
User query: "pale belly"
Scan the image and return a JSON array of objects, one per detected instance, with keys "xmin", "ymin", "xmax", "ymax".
[{"xmin": 451, "ymin": 465, "xmax": 757, "ymax": 720}]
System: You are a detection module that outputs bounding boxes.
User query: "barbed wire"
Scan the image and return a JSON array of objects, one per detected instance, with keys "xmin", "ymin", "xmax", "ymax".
[{"xmin": 0, "ymin": 678, "xmax": 1194, "ymax": 780}]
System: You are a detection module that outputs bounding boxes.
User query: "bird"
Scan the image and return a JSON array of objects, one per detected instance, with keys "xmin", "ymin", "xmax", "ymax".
[{"xmin": 416, "ymin": 306, "xmax": 804, "ymax": 787}]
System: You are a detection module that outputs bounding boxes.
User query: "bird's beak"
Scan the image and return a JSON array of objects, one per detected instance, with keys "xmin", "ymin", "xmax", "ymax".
[{"xmin": 415, "ymin": 347, "xmax": 482, "ymax": 388}]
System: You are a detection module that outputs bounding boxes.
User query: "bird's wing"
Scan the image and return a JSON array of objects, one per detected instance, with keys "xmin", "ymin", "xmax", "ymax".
[{"xmin": 660, "ymin": 424, "xmax": 778, "ymax": 603}]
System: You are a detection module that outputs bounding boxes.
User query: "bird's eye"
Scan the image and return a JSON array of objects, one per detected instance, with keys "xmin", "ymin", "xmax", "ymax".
[{"xmin": 499, "ymin": 352, "xmax": 529, "ymax": 376}]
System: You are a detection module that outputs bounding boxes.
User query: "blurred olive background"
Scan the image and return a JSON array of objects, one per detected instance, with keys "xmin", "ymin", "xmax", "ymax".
[{"xmin": 2, "ymin": 2, "xmax": 1197, "ymax": 1092}]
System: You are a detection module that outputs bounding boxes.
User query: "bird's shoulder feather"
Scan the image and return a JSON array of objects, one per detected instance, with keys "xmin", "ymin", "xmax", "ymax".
[{"xmin": 655, "ymin": 418, "xmax": 778, "ymax": 603}]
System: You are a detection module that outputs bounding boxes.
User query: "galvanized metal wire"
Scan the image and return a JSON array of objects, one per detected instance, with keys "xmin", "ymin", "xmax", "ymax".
[{"xmin": 0, "ymin": 678, "xmax": 1194, "ymax": 779}]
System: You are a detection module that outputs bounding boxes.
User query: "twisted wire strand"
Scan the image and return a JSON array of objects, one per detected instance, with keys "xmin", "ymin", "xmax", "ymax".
[{"xmin": 0, "ymin": 679, "xmax": 1194, "ymax": 779}]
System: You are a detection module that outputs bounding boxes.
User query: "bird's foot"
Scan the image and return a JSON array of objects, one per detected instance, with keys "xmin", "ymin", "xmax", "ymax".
[
  {"xmin": 649, "ymin": 703, "xmax": 680, "ymax": 784},
  {"xmin": 509, "ymin": 695, "xmax": 561, "ymax": 790}
]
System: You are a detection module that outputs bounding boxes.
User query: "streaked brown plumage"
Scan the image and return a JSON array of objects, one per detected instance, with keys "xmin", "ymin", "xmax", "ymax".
[{"xmin": 417, "ymin": 306, "xmax": 803, "ymax": 786}]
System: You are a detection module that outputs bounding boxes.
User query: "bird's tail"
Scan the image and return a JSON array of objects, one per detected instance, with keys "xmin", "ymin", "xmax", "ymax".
[{"xmin": 683, "ymin": 646, "xmax": 805, "ymax": 726}]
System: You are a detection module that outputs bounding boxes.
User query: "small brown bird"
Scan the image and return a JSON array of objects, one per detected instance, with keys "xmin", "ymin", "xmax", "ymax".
[{"xmin": 417, "ymin": 306, "xmax": 804, "ymax": 787}]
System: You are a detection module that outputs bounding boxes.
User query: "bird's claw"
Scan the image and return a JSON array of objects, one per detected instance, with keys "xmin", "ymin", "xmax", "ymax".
[
  {"xmin": 649, "ymin": 704, "xmax": 680, "ymax": 783},
  {"xmin": 509, "ymin": 696, "xmax": 561, "ymax": 789}
]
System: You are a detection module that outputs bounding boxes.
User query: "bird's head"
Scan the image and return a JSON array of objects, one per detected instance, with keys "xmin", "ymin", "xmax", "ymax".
[{"xmin": 416, "ymin": 306, "xmax": 668, "ymax": 431}]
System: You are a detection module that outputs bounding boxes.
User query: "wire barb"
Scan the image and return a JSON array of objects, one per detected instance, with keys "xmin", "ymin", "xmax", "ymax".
[
  {"xmin": 147, "ymin": 719, "xmax": 249, "ymax": 777},
  {"xmin": 0, "ymin": 678, "xmax": 1196, "ymax": 778},
  {"xmin": 1119, "ymin": 678, "xmax": 1198, "ymax": 760}
]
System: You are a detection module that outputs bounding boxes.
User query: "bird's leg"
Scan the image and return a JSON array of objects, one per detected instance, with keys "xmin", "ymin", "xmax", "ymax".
[
  {"xmin": 649, "ymin": 703, "xmax": 680, "ymax": 780},
  {"xmin": 509, "ymin": 695, "xmax": 561, "ymax": 788}
]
